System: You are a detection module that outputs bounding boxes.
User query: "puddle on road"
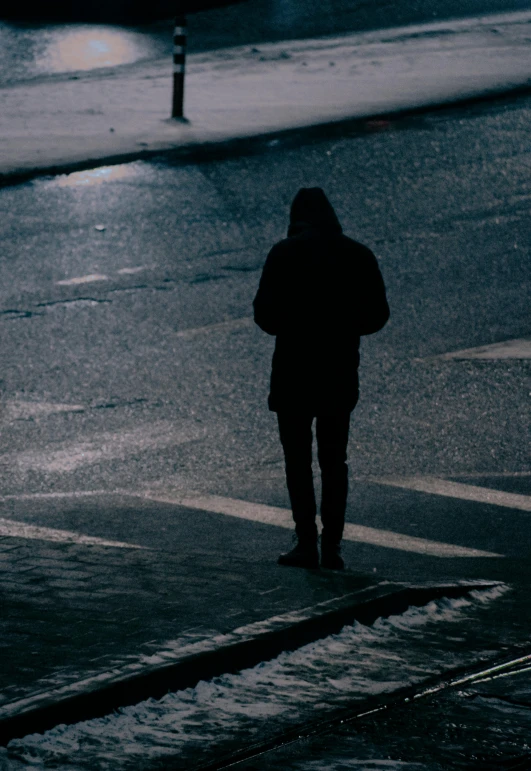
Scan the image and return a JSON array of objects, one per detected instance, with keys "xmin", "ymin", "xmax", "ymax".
[
  {"xmin": 42, "ymin": 162, "xmax": 150, "ymax": 189},
  {"xmin": 0, "ymin": 24, "xmax": 167, "ymax": 84},
  {"xmin": 2, "ymin": 586, "xmax": 519, "ymax": 771},
  {"xmin": 40, "ymin": 27, "xmax": 158, "ymax": 73}
]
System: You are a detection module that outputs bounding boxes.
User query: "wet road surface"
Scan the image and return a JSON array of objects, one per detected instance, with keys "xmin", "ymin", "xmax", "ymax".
[
  {"xmin": 0, "ymin": 89, "xmax": 530, "ymax": 771},
  {"xmin": 1, "ymin": 94, "xmax": 529, "ymax": 507},
  {"xmin": 1, "ymin": 0, "xmax": 531, "ymax": 85}
]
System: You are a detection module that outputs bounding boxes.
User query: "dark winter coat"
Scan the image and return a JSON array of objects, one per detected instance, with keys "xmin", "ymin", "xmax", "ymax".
[{"xmin": 253, "ymin": 188, "xmax": 390, "ymax": 416}]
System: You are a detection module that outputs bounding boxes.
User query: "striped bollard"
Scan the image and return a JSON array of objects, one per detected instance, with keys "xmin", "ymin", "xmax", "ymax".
[{"xmin": 172, "ymin": 15, "xmax": 187, "ymax": 119}]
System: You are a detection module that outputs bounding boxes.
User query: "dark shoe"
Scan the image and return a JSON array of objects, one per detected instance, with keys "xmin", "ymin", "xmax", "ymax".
[
  {"xmin": 278, "ymin": 540, "xmax": 319, "ymax": 569},
  {"xmin": 321, "ymin": 542, "xmax": 344, "ymax": 570}
]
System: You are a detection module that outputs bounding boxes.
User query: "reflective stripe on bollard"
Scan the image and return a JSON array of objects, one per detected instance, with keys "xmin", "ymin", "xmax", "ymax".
[{"xmin": 172, "ymin": 15, "xmax": 187, "ymax": 118}]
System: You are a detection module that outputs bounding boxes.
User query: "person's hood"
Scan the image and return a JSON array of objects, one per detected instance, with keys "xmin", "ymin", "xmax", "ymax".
[{"xmin": 288, "ymin": 187, "xmax": 343, "ymax": 237}]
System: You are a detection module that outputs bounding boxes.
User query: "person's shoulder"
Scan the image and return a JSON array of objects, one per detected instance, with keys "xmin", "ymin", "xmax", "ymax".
[
  {"xmin": 262, "ymin": 238, "xmax": 294, "ymax": 271},
  {"xmin": 267, "ymin": 236, "xmax": 297, "ymax": 258},
  {"xmin": 340, "ymin": 234, "xmax": 372, "ymax": 252},
  {"xmin": 272, "ymin": 236, "xmax": 293, "ymax": 249},
  {"xmin": 339, "ymin": 235, "xmax": 377, "ymax": 260}
]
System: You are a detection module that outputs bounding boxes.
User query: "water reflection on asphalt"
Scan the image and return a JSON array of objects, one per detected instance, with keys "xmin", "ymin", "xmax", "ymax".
[
  {"xmin": 43, "ymin": 162, "xmax": 150, "ymax": 188},
  {"xmin": 0, "ymin": 23, "xmax": 167, "ymax": 83},
  {"xmin": 267, "ymin": 666, "xmax": 531, "ymax": 771}
]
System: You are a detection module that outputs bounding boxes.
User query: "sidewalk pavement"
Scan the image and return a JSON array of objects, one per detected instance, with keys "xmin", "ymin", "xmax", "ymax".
[
  {"xmin": 0, "ymin": 494, "xmax": 373, "ymax": 740},
  {"xmin": 0, "ymin": 491, "xmax": 499, "ymax": 744},
  {"xmin": 1, "ymin": 11, "xmax": 531, "ymax": 182}
]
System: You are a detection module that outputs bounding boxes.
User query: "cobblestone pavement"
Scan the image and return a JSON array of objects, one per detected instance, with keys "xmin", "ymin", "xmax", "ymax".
[{"xmin": 0, "ymin": 496, "xmax": 376, "ymax": 712}]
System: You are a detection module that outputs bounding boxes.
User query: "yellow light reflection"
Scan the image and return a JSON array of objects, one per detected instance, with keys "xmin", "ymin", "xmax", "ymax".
[
  {"xmin": 43, "ymin": 28, "xmax": 144, "ymax": 73},
  {"xmin": 52, "ymin": 164, "xmax": 141, "ymax": 188}
]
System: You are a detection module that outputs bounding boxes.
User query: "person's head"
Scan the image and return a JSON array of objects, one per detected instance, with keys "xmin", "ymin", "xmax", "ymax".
[{"xmin": 289, "ymin": 188, "xmax": 342, "ymax": 234}]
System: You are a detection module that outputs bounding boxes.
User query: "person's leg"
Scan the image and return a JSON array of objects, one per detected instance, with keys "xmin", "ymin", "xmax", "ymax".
[
  {"xmin": 316, "ymin": 412, "xmax": 351, "ymax": 568},
  {"xmin": 277, "ymin": 411, "xmax": 319, "ymax": 568},
  {"xmin": 277, "ymin": 411, "xmax": 318, "ymax": 542}
]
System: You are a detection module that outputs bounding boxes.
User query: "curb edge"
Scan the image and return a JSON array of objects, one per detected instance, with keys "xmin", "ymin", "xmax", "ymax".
[
  {"xmin": 1, "ymin": 82, "xmax": 531, "ymax": 188},
  {"xmin": 0, "ymin": 579, "xmax": 501, "ymax": 745}
]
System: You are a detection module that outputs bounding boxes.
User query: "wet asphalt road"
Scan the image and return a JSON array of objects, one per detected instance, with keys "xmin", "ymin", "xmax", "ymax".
[
  {"xmin": 234, "ymin": 662, "xmax": 531, "ymax": 770},
  {"xmin": 1, "ymin": 0, "xmax": 531, "ymax": 85},
  {"xmin": 0, "ymin": 93, "xmax": 529, "ymax": 585},
  {"xmin": 0, "ymin": 73, "xmax": 530, "ymax": 769}
]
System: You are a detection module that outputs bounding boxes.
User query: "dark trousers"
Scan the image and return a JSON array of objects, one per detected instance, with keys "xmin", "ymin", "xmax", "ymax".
[{"xmin": 277, "ymin": 411, "xmax": 351, "ymax": 545}]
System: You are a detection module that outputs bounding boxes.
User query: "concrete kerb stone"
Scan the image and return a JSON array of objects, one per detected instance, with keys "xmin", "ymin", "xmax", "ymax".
[{"xmin": 0, "ymin": 579, "xmax": 501, "ymax": 746}]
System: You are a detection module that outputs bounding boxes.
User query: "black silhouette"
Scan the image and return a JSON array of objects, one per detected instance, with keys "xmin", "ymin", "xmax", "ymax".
[{"xmin": 253, "ymin": 188, "xmax": 390, "ymax": 570}]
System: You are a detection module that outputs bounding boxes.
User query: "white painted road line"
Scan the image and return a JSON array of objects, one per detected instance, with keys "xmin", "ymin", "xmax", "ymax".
[
  {"xmin": 373, "ymin": 476, "xmax": 531, "ymax": 512},
  {"xmin": 341, "ymin": 523, "xmax": 498, "ymax": 557},
  {"xmin": 5, "ymin": 421, "xmax": 206, "ymax": 474},
  {"xmin": 2, "ymin": 400, "xmax": 85, "ymax": 421},
  {"xmin": 174, "ymin": 317, "xmax": 253, "ymax": 339},
  {"xmin": 56, "ymin": 274, "xmax": 109, "ymax": 286},
  {"xmin": 449, "ymin": 471, "xmax": 531, "ymax": 479},
  {"xmin": 116, "ymin": 267, "xmax": 147, "ymax": 275},
  {"xmin": 139, "ymin": 492, "xmax": 501, "ymax": 558},
  {"xmin": 0, "ymin": 518, "xmax": 146, "ymax": 548},
  {"xmin": 430, "ymin": 338, "xmax": 531, "ymax": 359},
  {"xmin": 0, "ymin": 491, "xmax": 109, "ymax": 502}
]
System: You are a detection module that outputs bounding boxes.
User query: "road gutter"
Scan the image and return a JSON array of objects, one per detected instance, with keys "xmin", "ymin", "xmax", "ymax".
[
  {"xmin": 0, "ymin": 580, "xmax": 500, "ymax": 745},
  {"xmin": 186, "ymin": 634, "xmax": 530, "ymax": 771}
]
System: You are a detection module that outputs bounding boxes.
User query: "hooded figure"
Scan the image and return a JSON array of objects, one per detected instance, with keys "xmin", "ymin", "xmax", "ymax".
[{"xmin": 253, "ymin": 188, "xmax": 389, "ymax": 569}]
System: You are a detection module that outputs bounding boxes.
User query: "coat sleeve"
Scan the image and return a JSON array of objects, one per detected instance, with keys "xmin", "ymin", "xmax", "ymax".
[
  {"xmin": 356, "ymin": 248, "xmax": 390, "ymax": 336},
  {"xmin": 253, "ymin": 245, "xmax": 284, "ymax": 336}
]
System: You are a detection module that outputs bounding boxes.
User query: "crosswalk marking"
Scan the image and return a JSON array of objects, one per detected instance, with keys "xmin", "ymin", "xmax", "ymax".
[
  {"xmin": 373, "ymin": 476, "xmax": 531, "ymax": 513},
  {"xmin": 174, "ymin": 316, "xmax": 253, "ymax": 340},
  {"xmin": 5, "ymin": 421, "xmax": 205, "ymax": 474},
  {"xmin": 430, "ymin": 338, "xmax": 531, "ymax": 359},
  {"xmin": 0, "ymin": 517, "xmax": 146, "ymax": 549},
  {"xmin": 449, "ymin": 472, "xmax": 531, "ymax": 479},
  {"xmin": 341, "ymin": 523, "xmax": 497, "ymax": 557},
  {"xmin": 116, "ymin": 267, "xmax": 147, "ymax": 275},
  {"xmin": 2, "ymin": 400, "xmax": 85, "ymax": 421},
  {"xmin": 56, "ymin": 274, "xmax": 109, "ymax": 286},
  {"xmin": 3, "ymin": 479, "xmax": 517, "ymax": 556},
  {"xmin": 0, "ymin": 491, "xmax": 108, "ymax": 502},
  {"xmin": 139, "ymin": 492, "xmax": 501, "ymax": 558}
]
